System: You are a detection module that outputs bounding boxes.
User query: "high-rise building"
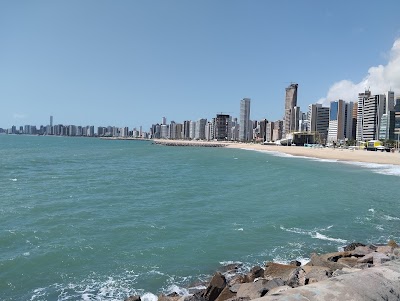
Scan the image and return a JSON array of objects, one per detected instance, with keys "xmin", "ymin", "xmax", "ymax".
[
  {"xmin": 160, "ymin": 124, "xmax": 169, "ymax": 138},
  {"xmin": 239, "ymin": 98, "xmax": 251, "ymax": 141},
  {"xmin": 356, "ymin": 93, "xmax": 385, "ymax": 141},
  {"xmin": 308, "ymin": 104, "xmax": 329, "ymax": 144},
  {"xmin": 272, "ymin": 120, "xmax": 283, "ymax": 141},
  {"xmin": 379, "ymin": 112, "xmax": 395, "ymax": 140},
  {"xmin": 162, "ymin": 117, "xmax": 167, "ymax": 125},
  {"xmin": 385, "ymin": 91, "xmax": 395, "ymax": 114},
  {"xmin": 266, "ymin": 122, "xmax": 274, "ymax": 142},
  {"xmin": 183, "ymin": 121, "xmax": 191, "ymax": 139},
  {"xmin": 195, "ymin": 119, "xmax": 207, "ymax": 140},
  {"xmin": 215, "ymin": 114, "xmax": 232, "ymax": 141},
  {"xmin": 328, "ymin": 100, "xmax": 345, "ymax": 143},
  {"xmin": 189, "ymin": 121, "xmax": 196, "ymax": 139},
  {"xmin": 205, "ymin": 120, "xmax": 215, "ymax": 141},
  {"xmin": 283, "ymin": 83, "xmax": 298, "ymax": 138},
  {"xmin": 395, "ymin": 97, "xmax": 400, "ymax": 112}
]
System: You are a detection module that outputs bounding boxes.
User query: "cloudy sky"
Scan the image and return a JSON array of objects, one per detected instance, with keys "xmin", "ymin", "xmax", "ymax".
[{"xmin": 1, "ymin": 1, "xmax": 400, "ymax": 130}]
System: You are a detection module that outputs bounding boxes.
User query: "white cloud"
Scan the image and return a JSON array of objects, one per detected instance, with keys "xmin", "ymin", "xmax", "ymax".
[
  {"xmin": 13, "ymin": 113, "xmax": 27, "ymax": 119},
  {"xmin": 318, "ymin": 38, "xmax": 400, "ymax": 105}
]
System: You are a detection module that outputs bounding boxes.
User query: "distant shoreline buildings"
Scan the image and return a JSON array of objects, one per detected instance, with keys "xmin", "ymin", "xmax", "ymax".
[{"xmin": 2, "ymin": 84, "xmax": 400, "ymax": 145}]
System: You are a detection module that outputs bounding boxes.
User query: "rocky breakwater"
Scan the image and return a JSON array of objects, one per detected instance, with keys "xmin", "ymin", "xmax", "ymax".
[
  {"xmin": 153, "ymin": 140, "xmax": 227, "ymax": 147},
  {"xmin": 125, "ymin": 240, "xmax": 400, "ymax": 301}
]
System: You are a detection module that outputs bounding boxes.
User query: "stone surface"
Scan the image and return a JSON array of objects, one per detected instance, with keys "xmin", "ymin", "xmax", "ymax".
[
  {"xmin": 302, "ymin": 266, "xmax": 331, "ymax": 283},
  {"xmin": 349, "ymin": 246, "xmax": 375, "ymax": 256},
  {"xmin": 357, "ymin": 253, "xmax": 374, "ymax": 264},
  {"xmin": 214, "ymin": 286, "xmax": 236, "ymax": 301},
  {"xmin": 343, "ymin": 242, "xmax": 365, "ymax": 251},
  {"xmin": 245, "ymin": 266, "xmax": 264, "ymax": 282},
  {"xmin": 125, "ymin": 296, "xmax": 141, "ymax": 301},
  {"xmin": 305, "ymin": 252, "xmax": 349, "ymax": 270},
  {"xmin": 289, "ymin": 260, "xmax": 301, "ymax": 267},
  {"xmin": 337, "ymin": 257, "xmax": 359, "ymax": 267},
  {"xmin": 264, "ymin": 262, "xmax": 297, "ymax": 282},
  {"xmin": 236, "ymin": 279, "xmax": 284, "ymax": 299},
  {"xmin": 228, "ymin": 275, "xmax": 246, "ymax": 286},
  {"xmin": 373, "ymin": 252, "xmax": 391, "ymax": 265},
  {"xmin": 158, "ymin": 295, "xmax": 181, "ymax": 301},
  {"xmin": 265, "ymin": 285, "xmax": 292, "ymax": 296},
  {"xmin": 250, "ymin": 260, "xmax": 400, "ymax": 301},
  {"xmin": 376, "ymin": 245, "xmax": 394, "ymax": 254},
  {"xmin": 202, "ymin": 273, "xmax": 226, "ymax": 301}
]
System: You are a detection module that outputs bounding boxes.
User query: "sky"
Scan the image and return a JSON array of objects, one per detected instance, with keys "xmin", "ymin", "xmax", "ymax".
[{"xmin": 1, "ymin": 1, "xmax": 400, "ymax": 130}]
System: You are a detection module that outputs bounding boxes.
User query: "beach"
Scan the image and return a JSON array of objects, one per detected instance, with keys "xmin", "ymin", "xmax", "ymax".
[{"xmin": 153, "ymin": 139, "xmax": 400, "ymax": 166}]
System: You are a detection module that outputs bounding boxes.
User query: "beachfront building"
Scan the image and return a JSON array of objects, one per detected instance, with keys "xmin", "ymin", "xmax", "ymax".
[
  {"xmin": 283, "ymin": 83, "xmax": 298, "ymax": 138},
  {"xmin": 258, "ymin": 119, "xmax": 268, "ymax": 142},
  {"xmin": 395, "ymin": 97, "xmax": 400, "ymax": 112},
  {"xmin": 356, "ymin": 93, "xmax": 385, "ymax": 141},
  {"xmin": 195, "ymin": 118, "xmax": 207, "ymax": 140},
  {"xmin": 215, "ymin": 114, "xmax": 232, "ymax": 141},
  {"xmin": 189, "ymin": 121, "xmax": 196, "ymax": 140},
  {"xmin": 385, "ymin": 91, "xmax": 395, "ymax": 113},
  {"xmin": 265, "ymin": 121, "xmax": 274, "ymax": 142},
  {"xmin": 239, "ymin": 98, "xmax": 251, "ymax": 141},
  {"xmin": 379, "ymin": 112, "xmax": 395, "ymax": 140},
  {"xmin": 205, "ymin": 120, "xmax": 215, "ymax": 141},
  {"xmin": 182, "ymin": 120, "xmax": 190, "ymax": 140},
  {"xmin": 272, "ymin": 120, "xmax": 283, "ymax": 141},
  {"xmin": 308, "ymin": 104, "xmax": 329, "ymax": 144},
  {"xmin": 327, "ymin": 100, "xmax": 345, "ymax": 144},
  {"xmin": 344, "ymin": 102, "xmax": 355, "ymax": 140}
]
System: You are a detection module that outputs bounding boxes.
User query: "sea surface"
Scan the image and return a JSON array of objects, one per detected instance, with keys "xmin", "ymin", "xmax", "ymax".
[{"xmin": 1, "ymin": 135, "xmax": 399, "ymax": 301}]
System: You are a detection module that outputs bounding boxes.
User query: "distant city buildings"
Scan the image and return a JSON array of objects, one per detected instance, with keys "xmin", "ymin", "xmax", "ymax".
[
  {"xmin": 283, "ymin": 83, "xmax": 298, "ymax": 138},
  {"xmin": 239, "ymin": 98, "xmax": 251, "ymax": 142}
]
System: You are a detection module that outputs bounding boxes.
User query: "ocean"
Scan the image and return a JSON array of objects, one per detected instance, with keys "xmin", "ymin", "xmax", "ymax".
[{"xmin": 1, "ymin": 135, "xmax": 399, "ymax": 301}]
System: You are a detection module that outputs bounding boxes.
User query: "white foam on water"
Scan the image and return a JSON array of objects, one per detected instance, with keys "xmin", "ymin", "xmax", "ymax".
[
  {"xmin": 219, "ymin": 260, "xmax": 243, "ymax": 266},
  {"xmin": 341, "ymin": 161, "xmax": 400, "ymax": 177},
  {"xmin": 235, "ymin": 228, "xmax": 244, "ymax": 231},
  {"xmin": 280, "ymin": 226, "xmax": 347, "ymax": 244},
  {"xmin": 10, "ymin": 178, "xmax": 17, "ymax": 181},
  {"xmin": 312, "ymin": 232, "xmax": 347, "ymax": 244},
  {"xmin": 368, "ymin": 208, "xmax": 375, "ymax": 213},
  {"xmin": 23, "ymin": 252, "xmax": 30, "ymax": 256},
  {"xmin": 164, "ymin": 284, "xmax": 189, "ymax": 296},
  {"xmin": 142, "ymin": 292, "xmax": 158, "ymax": 301},
  {"xmin": 383, "ymin": 215, "xmax": 400, "ymax": 221}
]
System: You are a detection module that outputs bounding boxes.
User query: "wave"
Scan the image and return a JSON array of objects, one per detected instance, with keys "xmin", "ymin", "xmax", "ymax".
[
  {"xmin": 383, "ymin": 215, "xmax": 400, "ymax": 221},
  {"xmin": 240, "ymin": 148, "xmax": 400, "ymax": 177},
  {"xmin": 280, "ymin": 226, "xmax": 347, "ymax": 244}
]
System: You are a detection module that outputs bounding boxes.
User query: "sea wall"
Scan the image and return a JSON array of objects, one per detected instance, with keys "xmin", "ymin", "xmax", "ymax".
[{"xmin": 125, "ymin": 241, "xmax": 400, "ymax": 301}]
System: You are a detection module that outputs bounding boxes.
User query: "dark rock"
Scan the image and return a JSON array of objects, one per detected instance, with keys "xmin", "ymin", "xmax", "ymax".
[
  {"xmin": 289, "ymin": 260, "xmax": 301, "ymax": 267},
  {"xmin": 125, "ymin": 296, "xmax": 141, "ymax": 301},
  {"xmin": 264, "ymin": 262, "xmax": 298, "ymax": 282},
  {"xmin": 202, "ymin": 272, "xmax": 226, "ymax": 301},
  {"xmin": 214, "ymin": 286, "xmax": 236, "ymax": 301},
  {"xmin": 343, "ymin": 242, "xmax": 365, "ymax": 251},
  {"xmin": 159, "ymin": 294, "xmax": 180, "ymax": 301},
  {"xmin": 244, "ymin": 266, "xmax": 264, "ymax": 282}
]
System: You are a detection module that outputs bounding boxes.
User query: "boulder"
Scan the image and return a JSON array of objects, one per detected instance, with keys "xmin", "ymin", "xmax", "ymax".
[
  {"xmin": 125, "ymin": 296, "xmax": 141, "ymax": 301},
  {"xmin": 286, "ymin": 267, "xmax": 306, "ymax": 287},
  {"xmin": 388, "ymin": 239, "xmax": 399, "ymax": 248},
  {"xmin": 236, "ymin": 279, "xmax": 284, "ymax": 299},
  {"xmin": 305, "ymin": 252, "xmax": 350, "ymax": 270},
  {"xmin": 357, "ymin": 253, "xmax": 374, "ymax": 264},
  {"xmin": 337, "ymin": 257, "xmax": 359, "ymax": 268},
  {"xmin": 302, "ymin": 266, "xmax": 331, "ymax": 283},
  {"xmin": 264, "ymin": 262, "xmax": 298, "ymax": 282},
  {"xmin": 265, "ymin": 285, "xmax": 292, "ymax": 296},
  {"xmin": 229, "ymin": 284, "xmax": 242, "ymax": 293},
  {"xmin": 289, "ymin": 260, "xmax": 301, "ymax": 267},
  {"xmin": 373, "ymin": 252, "xmax": 391, "ymax": 265},
  {"xmin": 202, "ymin": 272, "xmax": 226, "ymax": 301},
  {"xmin": 376, "ymin": 245, "xmax": 394, "ymax": 255},
  {"xmin": 350, "ymin": 246, "xmax": 375, "ymax": 257},
  {"xmin": 343, "ymin": 242, "xmax": 365, "ymax": 251},
  {"xmin": 159, "ymin": 295, "xmax": 181, "ymax": 301},
  {"xmin": 228, "ymin": 275, "xmax": 246, "ymax": 286},
  {"xmin": 245, "ymin": 266, "xmax": 264, "ymax": 282},
  {"xmin": 224, "ymin": 297, "xmax": 250, "ymax": 301},
  {"xmin": 179, "ymin": 292, "xmax": 206, "ymax": 301},
  {"xmin": 214, "ymin": 287, "xmax": 236, "ymax": 301}
]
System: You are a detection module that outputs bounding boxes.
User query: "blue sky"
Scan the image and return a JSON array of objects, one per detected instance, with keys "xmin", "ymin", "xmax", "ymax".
[{"xmin": 1, "ymin": 1, "xmax": 400, "ymax": 130}]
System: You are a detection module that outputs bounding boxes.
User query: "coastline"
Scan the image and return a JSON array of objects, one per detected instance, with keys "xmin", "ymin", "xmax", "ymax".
[{"xmin": 153, "ymin": 139, "xmax": 400, "ymax": 166}]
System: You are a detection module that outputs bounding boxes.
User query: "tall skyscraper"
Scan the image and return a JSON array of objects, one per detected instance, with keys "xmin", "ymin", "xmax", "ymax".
[
  {"xmin": 195, "ymin": 118, "xmax": 207, "ymax": 140},
  {"xmin": 239, "ymin": 98, "xmax": 251, "ymax": 141},
  {"xmin": 162, "ymin": 117, "xmax": 167, "ymax": 125},
  {"xmin": 50, "ymin": 116, "xmax": 53, "ymax": 127},
  {"xmin": 327, "ymin": 100, "xmax": 345, "ymax": 143},
  {"xmin": 356, "ymin": 92, "xmax": 385, "ymax": 141},
  {"xmin": 283, "ymin": 83, "xmax": 298, "ymax": 138},
  {"xmin": 215, "ymin": 114, "xmax": 232, "ymax": 141},
  {"xmin": 385, "ymin": 91, "xmax": 395, "ymax": 114}
]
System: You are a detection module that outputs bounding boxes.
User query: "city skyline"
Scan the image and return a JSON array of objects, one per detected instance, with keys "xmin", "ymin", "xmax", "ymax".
[{"xmin": 1, "ymin": 1, "xmax": 400, "ymax": 130}]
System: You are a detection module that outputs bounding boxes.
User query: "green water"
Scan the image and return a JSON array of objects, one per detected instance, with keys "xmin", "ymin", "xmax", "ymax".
[{"xmin": 0, "ymin": 135, "xmax": 399, "ymax": 300}]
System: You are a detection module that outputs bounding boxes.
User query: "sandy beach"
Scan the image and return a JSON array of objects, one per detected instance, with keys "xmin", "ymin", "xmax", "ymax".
[{"xmin": 153, "ymin": 139, "xmax": 400, "ymax": 166}]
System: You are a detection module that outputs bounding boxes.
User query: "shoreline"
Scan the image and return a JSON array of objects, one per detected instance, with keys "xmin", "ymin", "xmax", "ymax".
[{"xmin": 153, "ymin": 139, "xmax": 400, "ymax": 166}]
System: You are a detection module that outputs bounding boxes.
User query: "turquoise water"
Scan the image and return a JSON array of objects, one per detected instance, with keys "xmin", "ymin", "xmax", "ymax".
[{"xmin": 1, "ymin": 135, "xmax": 399, "ymax": 301}]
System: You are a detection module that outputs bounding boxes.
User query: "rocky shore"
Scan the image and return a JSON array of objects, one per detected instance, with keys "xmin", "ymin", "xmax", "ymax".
[{"xmin": 126, "ymin": 240, "xmax": 400, "ymax": 301}]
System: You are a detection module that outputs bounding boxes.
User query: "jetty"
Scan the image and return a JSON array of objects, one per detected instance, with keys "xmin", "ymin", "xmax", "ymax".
[{"xmin": 153, "ymin": 140, "xmax": 227, "ymax": 147}]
